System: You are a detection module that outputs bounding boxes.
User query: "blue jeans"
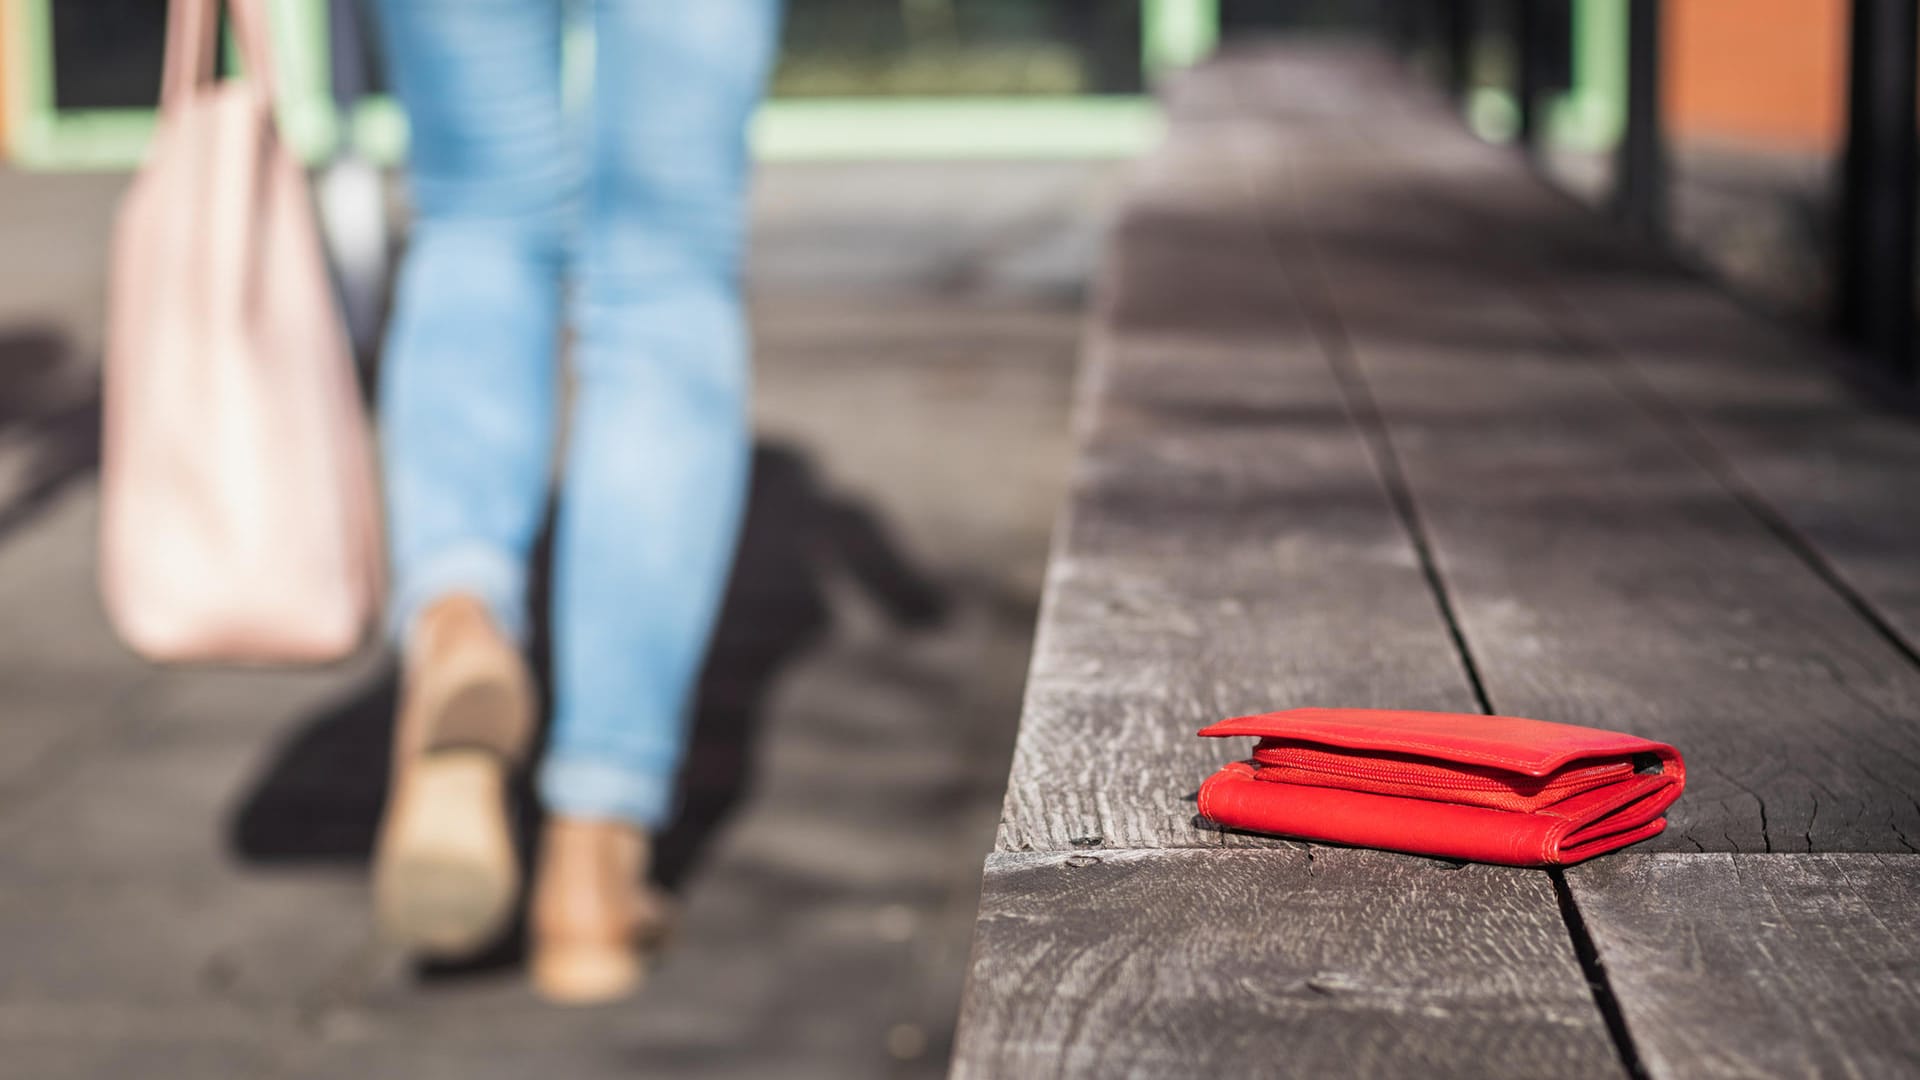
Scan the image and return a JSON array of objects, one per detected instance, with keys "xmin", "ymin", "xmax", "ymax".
[{"xmin": 374, "ymin": 0, "xmax": 783, "ymax": 829}]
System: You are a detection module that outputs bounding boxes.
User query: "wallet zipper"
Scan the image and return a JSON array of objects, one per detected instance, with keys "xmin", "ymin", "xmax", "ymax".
[{"xmin": 1249, "ymin": 742, "xmax": 1634, "ymax": 804}]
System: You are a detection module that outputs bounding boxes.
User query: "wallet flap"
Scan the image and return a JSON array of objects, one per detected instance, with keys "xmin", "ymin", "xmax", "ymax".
[{"xmin": 1198, "ymin": 707, "xmax": 1677, "ymax": 778}]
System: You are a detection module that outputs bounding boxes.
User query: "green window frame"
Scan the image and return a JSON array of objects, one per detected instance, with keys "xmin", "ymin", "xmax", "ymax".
[
  {"xmin": 2, "ymin": 0, "xmax": 337, "ymax": 168},
  {"xmin": 3, "ymin": 0, "xmax": 1223, "ymax": 169}
]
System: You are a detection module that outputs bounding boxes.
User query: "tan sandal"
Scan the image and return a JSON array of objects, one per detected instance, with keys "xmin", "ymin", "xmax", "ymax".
[
  {"xmin": 530, "ymin": 817, "xmax": 674, "ymax": 1005},
  {"xmin": 372, "ymin": 595, "xmax": 536, "ymax": 959}
]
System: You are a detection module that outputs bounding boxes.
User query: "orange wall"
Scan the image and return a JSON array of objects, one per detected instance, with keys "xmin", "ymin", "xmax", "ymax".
[{"xmin": 1666, "ymin": 0, "xmax": 1848, "ymax": 153}]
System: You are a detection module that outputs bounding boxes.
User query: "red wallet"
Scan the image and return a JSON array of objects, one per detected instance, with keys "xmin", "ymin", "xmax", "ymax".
[{"xmin": 1197, "ymin": 707, "xmax": 1686, "ymax": 866}]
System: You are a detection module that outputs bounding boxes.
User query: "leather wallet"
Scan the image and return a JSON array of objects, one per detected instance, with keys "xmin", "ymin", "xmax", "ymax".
[{"xmin": 1197, "ymin": 707, "xmax": 1685, "ymax": 866}]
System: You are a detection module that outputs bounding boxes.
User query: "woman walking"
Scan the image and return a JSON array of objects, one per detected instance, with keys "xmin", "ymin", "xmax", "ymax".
[{"xmin": 367, "ymin": 0, "xmax": 783, "ymax": 1004}]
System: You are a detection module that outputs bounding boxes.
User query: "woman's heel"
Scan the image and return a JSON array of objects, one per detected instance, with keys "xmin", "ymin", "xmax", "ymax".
[{"xmin": 529, "ymin": 819, "xmax": 671, "ymax": 1004}]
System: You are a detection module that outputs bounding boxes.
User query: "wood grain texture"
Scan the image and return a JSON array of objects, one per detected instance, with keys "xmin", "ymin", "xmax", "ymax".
[
  {"xmin": 993, "ymin": 80, "xmax": 1479, "ymax": 853},
  {"xmin": 1329, "ymin": 104, "xmax": 1920, "ymax": 658},
  {"xmin": 967, "ymin": 45, "xmax": 1920, "ymax": 1080},
  {"xmin": 1554, "ymin": 270, "xmax": 1920, "ymax": 654},
  {"xmin": 955, "ymin": 848, "xmax": 1622, "ymax": 1079},
  {"xmin": 1240, "ymin": 77, "xmax": 1920, "ymax": 853},
  {"xmin": 1567, "ymin": 853, "xmax": 1920, "ymax": 1080}
]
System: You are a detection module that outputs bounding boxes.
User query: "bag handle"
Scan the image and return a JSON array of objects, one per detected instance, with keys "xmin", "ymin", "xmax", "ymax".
[{"xmin": 161, "ymin": 0, "xmax": 280, "ymax": 111}]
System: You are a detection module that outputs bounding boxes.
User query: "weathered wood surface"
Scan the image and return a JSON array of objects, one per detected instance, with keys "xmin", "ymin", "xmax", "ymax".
[
  {"xmin": 962, "ymin": 42, "xmax": 1920, "ymax": 1080},
  {"xmin": 964, "ymin": 54, "xmax": 1622, "ymax": 1077},
  {"xmin": 1567, "ymin": 853, "xmax": 1920, "ymax": 1079},
  {"xmin": 955, "ymin": 848, "xmax": 1621, "ymax": 1080},
  {"xmin": 1226, "ymin": 70, "xmax": 1920, "ymax": 853},
  {"xmin": 1372, "ymin": 138, "xmax": 1920, "ymax": 657},
  {"xmin": 994, "ymin": 85, "xmax": 1480, "ymax": 854},
  {"xmin": 1557, "ymin": 270, "xmax": 1920, "ymax": 655}
]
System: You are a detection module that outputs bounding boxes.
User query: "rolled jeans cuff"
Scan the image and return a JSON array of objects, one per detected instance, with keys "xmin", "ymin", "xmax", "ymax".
[
  {"xmin": 538, "ymin": 756, "xmax": 679, "ymax": 831},
  {"xmin": 388, "ymin": 544, "xmax": 529, "ymax": 646}
]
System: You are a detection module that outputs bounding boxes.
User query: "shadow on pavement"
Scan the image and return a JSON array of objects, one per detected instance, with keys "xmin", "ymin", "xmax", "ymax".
[
  {"xmin": 226, "ymin": 440, "xmax": 949, "ymax": 974},
  {"xmin": 0, "ymin": 328, "xmax": 100, "ymax": 545}
]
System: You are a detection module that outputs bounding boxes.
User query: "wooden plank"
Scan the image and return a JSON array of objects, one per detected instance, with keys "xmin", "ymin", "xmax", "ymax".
[
  {"xmin": 1552, "ymin": 272, "xmax": 1920, "ymax": 655},
  {"xmin": 955, "ymin": 847, "xmax": 1623, "ymax": 1079},
  {"xmin": 1212, "ymin": 49, "xmax": 1920, "ymax": 1075},
  {"xmin": 994, "ymin": 103, "xmax": 1480, "ymax": 853},
  {"xmin": 966, "ymin": 60, "xmax": 1619, "ymax": 1078},
  {"xmin": 966, "ymin": 47, "xmax": 1920, "ymax": 1080},
  {"xmin": 1567, "ymin": 853, "xmax": 1920, "ymax": 1079},
  {"xmin": 1318, "ymin": 95, "xmax": 1920, "ymax": 847},
  {"xmin": 1251, "ymin": 89, "xmax": 1920, "ymax": 853},
  {"xmin": 1311, "ymin": 81, "xmax": 1920, "ymax": 665}
]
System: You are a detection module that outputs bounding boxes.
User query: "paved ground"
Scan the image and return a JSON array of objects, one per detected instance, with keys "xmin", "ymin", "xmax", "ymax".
[{"xmin": 0, "ymin": 159, "xmax": 1118, "ymax": 1078}]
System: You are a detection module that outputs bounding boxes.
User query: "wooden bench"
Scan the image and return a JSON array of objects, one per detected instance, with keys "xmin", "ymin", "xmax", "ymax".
[{"xmin": 952, "ymin": 46, "xmax": 1920, "ymax": 1079}]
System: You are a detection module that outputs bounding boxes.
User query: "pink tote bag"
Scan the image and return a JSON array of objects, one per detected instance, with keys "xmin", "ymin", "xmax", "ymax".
[{"xmin": 100, "ymin": 0, "xmax": 383, "ymax": 663}]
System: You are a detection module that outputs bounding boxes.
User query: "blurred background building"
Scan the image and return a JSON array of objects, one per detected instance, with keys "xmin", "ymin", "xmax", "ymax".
[{"xmin": 0, "ymin": 1, "xmax": 1891, "ymax": 341}]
